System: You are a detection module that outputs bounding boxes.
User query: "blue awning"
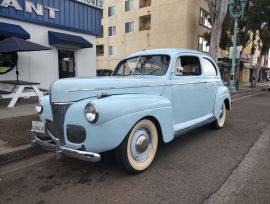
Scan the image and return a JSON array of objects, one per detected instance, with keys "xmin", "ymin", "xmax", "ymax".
[
  {"xmin": 48, "ymin": 31, "xmax": 93, "ymax": 49},
  {"xmin": 0, "ymin": 22, "xmax": 30, "ymax": 40}
]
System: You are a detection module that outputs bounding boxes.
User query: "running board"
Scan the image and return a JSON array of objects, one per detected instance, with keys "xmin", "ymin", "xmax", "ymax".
[{"xmin": 174, "ymin": 116, "xmax": 216, "ymax": 137}]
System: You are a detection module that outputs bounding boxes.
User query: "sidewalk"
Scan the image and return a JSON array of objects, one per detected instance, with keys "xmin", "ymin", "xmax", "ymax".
[
  {"xmin": 0, "ymin": 98, "xmax": 43, "ymax": 165},
  {"xmin": 231, "ymin": 82, "xmax": 267, "ymax": 95},
  {"xmin": 206, "ymin": 124, "xmax": 270, "ymax": 204},
  {"xmin": 0, "ymin": 83, "xmax": 267, "ymax": 165}
]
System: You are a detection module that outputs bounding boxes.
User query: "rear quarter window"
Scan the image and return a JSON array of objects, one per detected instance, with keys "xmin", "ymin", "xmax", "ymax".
[{"xmin": 202, "ymin": 58, "xmax": 217, "ymax": 77}]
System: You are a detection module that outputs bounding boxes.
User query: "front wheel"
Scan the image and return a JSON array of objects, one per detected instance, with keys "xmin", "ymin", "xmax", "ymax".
[
  {"xmin": 212, "ymin": 102, "xmax": 227, "ymax": 129},
  {"xmin": 115, "ymin": 119, "xmax": 158, "ymax": 174}
]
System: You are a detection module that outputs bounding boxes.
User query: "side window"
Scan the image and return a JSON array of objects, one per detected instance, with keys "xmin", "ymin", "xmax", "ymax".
[
  {"xmin": 202, "ymin": 58, "xmax": 217, "ymax": 76},
  {"xmin": 175, "ymin": 56, "xmax": 201, "ymax": 76},
  {"xmin": 113, "ymin": 57, "xmax": 139, "ymax": 76},
  {"xmin": 114, "ymin": 61, "xmax": 132, "ymax": 76}
]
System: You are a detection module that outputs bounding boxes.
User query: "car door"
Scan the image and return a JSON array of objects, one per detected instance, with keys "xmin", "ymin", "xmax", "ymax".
[
  {"xmin": 171, "ymin": 53, "xmax": 211, "ymax": 131},
  {"xmin": 200, "ymin": 56, "xmax": 220, "ymax": 113}
]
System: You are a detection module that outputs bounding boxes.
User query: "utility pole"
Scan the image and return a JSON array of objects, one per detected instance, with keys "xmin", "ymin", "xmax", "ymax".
[{"xmin": 228, "ymin": 0, "xmax": 247, "ymax": 93}]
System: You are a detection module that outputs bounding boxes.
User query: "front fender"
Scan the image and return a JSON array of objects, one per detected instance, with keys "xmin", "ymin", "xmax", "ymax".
[
  {"xmin": 64, "ymin": 94, "xmax": 174, "ymax": 152},
  {"xmin": 85, "ymin": 94, "xmax": 172, "ymax": 125},
  {"xmin": 213, "ymin": 86, "xmax": 231, "ymax": 119}
]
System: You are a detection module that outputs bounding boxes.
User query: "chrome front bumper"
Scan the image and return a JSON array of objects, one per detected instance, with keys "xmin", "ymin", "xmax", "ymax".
[{"xmin": 31, "ymin": 130, "xmax": 101, "ymax": 162}]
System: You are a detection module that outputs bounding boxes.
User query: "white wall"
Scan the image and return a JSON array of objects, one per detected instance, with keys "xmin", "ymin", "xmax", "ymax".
[{"xmin": 0, "ymin": 17, "xmax": 97, "ymax": 89}]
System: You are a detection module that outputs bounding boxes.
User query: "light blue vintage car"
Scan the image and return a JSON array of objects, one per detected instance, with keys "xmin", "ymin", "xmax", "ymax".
[{"xmin": 32, "ymin": 49, "xmax": 231, "ymax": 173}]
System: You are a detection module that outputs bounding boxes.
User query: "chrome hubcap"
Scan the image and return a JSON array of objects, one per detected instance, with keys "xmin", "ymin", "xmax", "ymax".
[
  {"xmin": 130, "ymin": 127, "xmax": 152, "ymax": 162},
  {"xmin": 136, "ymin": 135, "xmax": 149, "ymax": 153}
]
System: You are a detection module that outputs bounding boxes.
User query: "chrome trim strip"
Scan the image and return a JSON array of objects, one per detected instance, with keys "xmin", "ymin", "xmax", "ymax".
[
  {"xmin": 67, "ymin": 80, "xmax": 221, "ymax": 93},
  {"xmin": 172, "ymin": 81, "xmax": 207, "ymax": 85},
  {"xmin": 68, "ymin": 84, "xmax": 167, "ymax": 92},
  {"xmin": 31, "ymin": 130, "xmax": 101, "ymax": 162},
  {"xmin": 52, "ymin": 102, "xmax": 74, "ymax": 105}
]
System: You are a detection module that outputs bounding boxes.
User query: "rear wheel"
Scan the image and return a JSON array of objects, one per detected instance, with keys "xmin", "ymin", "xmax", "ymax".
[
  {"xmin": 212, "ymin": 102, "xmax": 226, "ymax": 129},
  {"xmin": 115, "ymin": 119, "xmax": 158, "ymax": 174}
]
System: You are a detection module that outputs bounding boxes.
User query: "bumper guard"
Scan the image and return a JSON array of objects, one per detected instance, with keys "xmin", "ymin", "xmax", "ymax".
[{"xmin": 31, "ymin": 130, "xmax": 101, "ymax": 162}]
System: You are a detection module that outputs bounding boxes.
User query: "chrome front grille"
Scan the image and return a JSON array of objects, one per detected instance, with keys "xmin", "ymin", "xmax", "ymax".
[{"xmin": 50, "ymin": 103, "xmax": 72, "ymax": 144}]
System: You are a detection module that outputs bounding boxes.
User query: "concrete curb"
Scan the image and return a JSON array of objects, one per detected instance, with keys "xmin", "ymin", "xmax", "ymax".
[
  {"xmin": 231, "ymin": 88, "xmax": 265, "ymax": 99},
  {"xmin": 205, "ymin": 124, "xmax": 270, "ymax": 204},
  {"xmin": 0, "ymin": 144, "xmax": 45, "ymax": 166}
]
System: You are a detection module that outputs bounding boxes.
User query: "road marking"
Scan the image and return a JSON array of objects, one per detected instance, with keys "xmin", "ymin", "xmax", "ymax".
[{"xmin": 232, "ymin": 92, "xmax": 262, "ymax": 102}]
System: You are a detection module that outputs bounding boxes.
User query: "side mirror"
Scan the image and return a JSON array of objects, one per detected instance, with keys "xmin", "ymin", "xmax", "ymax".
[{"xmin": 175, "ymin": 66, "xmax": 184, "ymax": 76}]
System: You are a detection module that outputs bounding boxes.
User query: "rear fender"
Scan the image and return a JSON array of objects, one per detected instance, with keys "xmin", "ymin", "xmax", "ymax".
[{"xmin": 213, "ymin": 86, "xmax": 231, "ymax": 119}]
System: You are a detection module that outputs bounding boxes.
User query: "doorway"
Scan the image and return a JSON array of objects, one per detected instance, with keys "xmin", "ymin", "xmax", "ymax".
[{"xmin": 58, "ymin": 50, "xmax": 75, "ymax": 79}]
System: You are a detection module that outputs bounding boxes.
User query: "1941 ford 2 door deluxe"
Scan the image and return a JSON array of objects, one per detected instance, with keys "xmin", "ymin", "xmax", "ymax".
[{"xmin": 32, "ymin": 49, "xmax": 231, "ymax": 173}]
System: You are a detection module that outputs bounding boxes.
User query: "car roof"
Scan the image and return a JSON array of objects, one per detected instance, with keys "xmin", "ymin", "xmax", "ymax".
[{"xmin": 123, "ymin": 48, "xmax": 210, "ymax": 60}]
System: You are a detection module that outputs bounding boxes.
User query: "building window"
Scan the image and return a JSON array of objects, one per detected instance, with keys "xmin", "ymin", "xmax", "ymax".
[
  {"xmin": 139, "ymin": 0, "xmax": 151, "ymax": 8},
  {"xmin": 198, "ymin": 36, "xmax": 209, "ymax": 52},
  {"xmin": 96, "ymin": 45, "xmax": 104, "ymax": 55},
  {"xmin": 139, "ymin": 14, "xmax": 151, "ymax": 31},
  {"xmin": 125, "ymin": 21, "xmax": 134, "ymax": 33},
  {"xmin": 108, "ymin": 6, "xmax": 116, "ymax": 17},
  {"xmin": 108, "ymin": 26, "xmax": 116, "ymax": 36},
  {"xmin": 200, "ymin": 9, "xmax": 211, "ymax": 29},
  {"xmin": 125, "ymin": 0, "xmax": 134, "ymax": 12},
  {"xmin": 109, "ymin": 45, "xmax": 117, "ymax": 56}
]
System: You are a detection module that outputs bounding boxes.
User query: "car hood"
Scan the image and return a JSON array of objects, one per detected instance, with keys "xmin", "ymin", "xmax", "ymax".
[{"xmin": 50, "ymin": 77, "xmax": 166, "ymax": 102}]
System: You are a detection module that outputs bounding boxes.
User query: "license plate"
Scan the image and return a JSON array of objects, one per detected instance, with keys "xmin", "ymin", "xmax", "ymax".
[{"xmin": 32, "ymin": 121, "xmax": 45, "ymax": 134}]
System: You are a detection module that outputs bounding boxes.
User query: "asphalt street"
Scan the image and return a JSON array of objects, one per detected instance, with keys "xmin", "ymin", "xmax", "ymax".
[{"xmin": 0, "ymin": 91, "xmax": 270, "ymax": 204}]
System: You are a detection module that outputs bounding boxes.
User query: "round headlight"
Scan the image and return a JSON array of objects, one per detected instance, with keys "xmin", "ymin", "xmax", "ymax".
[
  {"xmin": 84, "ymin": 103, "xmax": 99, "ymax": 123},
  {"xmin": 35, "ymin": 100, "xmax": 43, "ymax": 114}
]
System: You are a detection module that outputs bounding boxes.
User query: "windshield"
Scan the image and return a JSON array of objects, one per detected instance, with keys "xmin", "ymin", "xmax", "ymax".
[{"xmin": 112, "ymin": 55, "xmax": 170, "ymax": 76}]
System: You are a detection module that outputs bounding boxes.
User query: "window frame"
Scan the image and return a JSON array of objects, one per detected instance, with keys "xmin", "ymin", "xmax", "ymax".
[
  {"xmin": 108, "ymin": 26, "xmax": 116, "ymax": 36},
  {"xmin": 174, "ymin": 55, "xmax": 202, "ymax": 77},
  {"xmin": 125, "ymin": 0, "xmax": 134, "ymax": 12},
  {"xmin": 198, "ymin": 35, "xmax": 210, "ymax": 53},
  {"xmin": 199, "ymin": 8, "xmax": 212, "ymax": 29},
  {"xmin": 125, "ymin": 21, "xmax": 135, "ymax": 33},
  {"xmin": 108, "ymin": 5, "xmax": 116, "ymax": 17},
  {"xmin": 108, "ymin": 45, "xmax": 117, "ymax": 56},
  {"xmin": 96, "ymin": 45, "xmax": 104, "ymax": 55}
]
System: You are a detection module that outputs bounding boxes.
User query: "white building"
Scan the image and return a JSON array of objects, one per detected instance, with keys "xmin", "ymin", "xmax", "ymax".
[{"xmin": 0, "ymin": 0, "xmax": 103, "ymax": 88}]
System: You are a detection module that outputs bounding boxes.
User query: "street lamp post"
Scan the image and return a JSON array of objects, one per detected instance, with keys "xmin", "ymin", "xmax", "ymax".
[{"xmin": 228, "ymin": 0, "xmax": 247, "ymax": 93}]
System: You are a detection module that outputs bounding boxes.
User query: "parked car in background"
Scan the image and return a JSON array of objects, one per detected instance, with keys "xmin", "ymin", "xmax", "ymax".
[
  {"xmin": 32, "ymin": 49, "xmax": 231, "ymax": 173},
  {"xmin": 96, "ymin": 69, "xmax": 113, "ymax": 76}
]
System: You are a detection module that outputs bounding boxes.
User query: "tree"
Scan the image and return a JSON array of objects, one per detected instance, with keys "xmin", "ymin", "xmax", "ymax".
[
  {"xmin": 205, "ymin": 0, "xmax": 270, "ymax": 88},
  {"xmin": 246, "ymin": 0, "xmax": 270, "ymax": 87},
  {"xmin": 206, "ymin": 0, "xmax": 229, "ymax": 62}
]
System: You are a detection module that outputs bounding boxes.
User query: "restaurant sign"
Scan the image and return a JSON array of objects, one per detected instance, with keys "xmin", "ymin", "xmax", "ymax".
[
  {"xmin": 74, "ymin": 0, "xmax": 104, "ymax": 9},
  {"xmin": 1, "ymin": 0, "xmax": 59, "ymax": 19},
  {"xmin": 0, "ymin": 0, "xmax": 102, "ymax": 35}
]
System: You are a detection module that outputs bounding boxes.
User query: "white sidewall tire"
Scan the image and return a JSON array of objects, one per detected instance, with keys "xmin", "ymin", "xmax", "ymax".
[
  {"xmin": 126, "ymin": 119, "xmax": 158, "ymax": 172},
  {"xmin": 217, "ymin": 103, "xmax": 226, "ymax": 128}
]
